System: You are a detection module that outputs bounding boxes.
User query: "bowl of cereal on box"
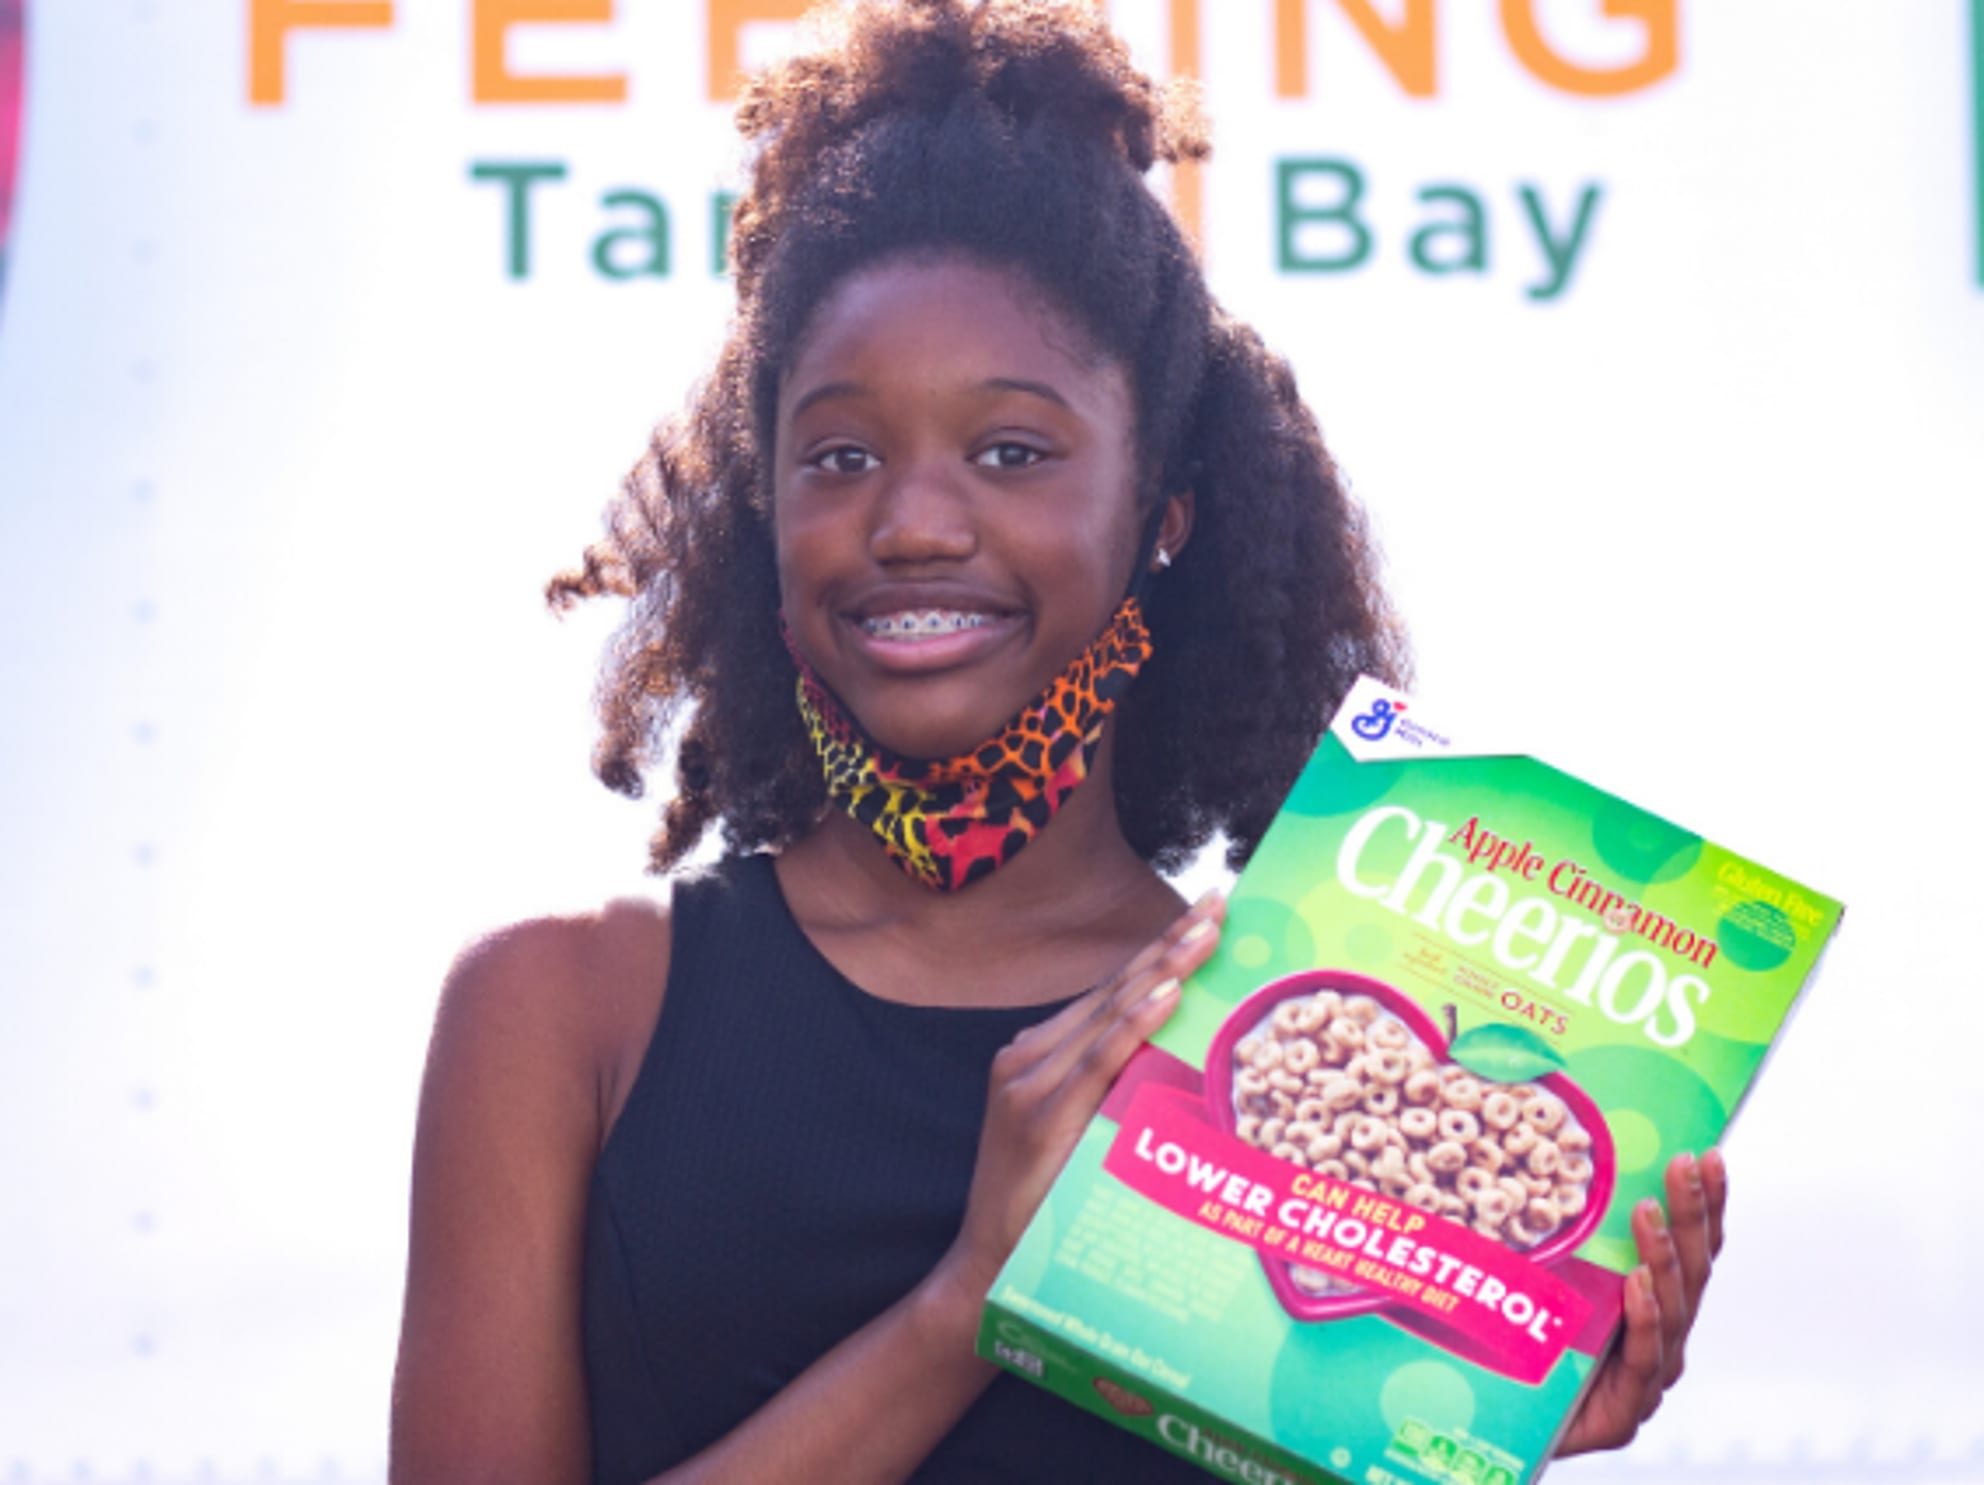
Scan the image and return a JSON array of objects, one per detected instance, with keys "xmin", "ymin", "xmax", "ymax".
[{"xmin": 1204, "ymin": 969, "xmax": 1615, "ymax": 1322}]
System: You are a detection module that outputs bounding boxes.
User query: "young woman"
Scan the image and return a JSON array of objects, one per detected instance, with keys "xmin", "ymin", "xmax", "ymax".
[{"xmin": 390, "ymin": 3, "xmax": 1726, "ymax": 1480}]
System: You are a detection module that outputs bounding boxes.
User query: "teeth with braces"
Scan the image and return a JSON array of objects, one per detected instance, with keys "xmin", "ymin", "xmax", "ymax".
[{"xmin": 862, "ymin": 610, "xmax": 995, "ymax": 638}]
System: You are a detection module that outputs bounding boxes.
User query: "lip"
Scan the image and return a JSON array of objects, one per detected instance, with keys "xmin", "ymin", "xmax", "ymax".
[
  {"xmin": 840, "ymin": 609, "xmax": 1026, "ymax": 673},
  {"xmin": 842, "ymin": 581, "xmax": 1020, "ymax": 621},
  {"xmin": 837, "ymin": 583, "xmax": 1026, "ymax": 674}
]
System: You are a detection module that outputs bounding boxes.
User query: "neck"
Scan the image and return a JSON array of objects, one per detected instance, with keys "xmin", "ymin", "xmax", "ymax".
[{"xmin": 776, "ymin": 729, "xmax": 1183, "ymax": 1002}]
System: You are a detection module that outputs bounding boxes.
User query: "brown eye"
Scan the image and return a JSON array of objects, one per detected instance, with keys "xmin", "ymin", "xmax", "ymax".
[
  {"xmin": 809, "ymin": 444, "xmax": 879, "ymax": 475},
  {"xmin": 972, "ymin": 441, "xmax": 1045, "ymax": 470}
]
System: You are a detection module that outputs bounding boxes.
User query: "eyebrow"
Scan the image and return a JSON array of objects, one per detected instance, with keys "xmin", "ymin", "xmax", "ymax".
[
  {"xmin": 788, "ymin": 380, "xmax": 870, "ymax": 420},
  {"xmin": 982, "ymin": 377, "xmax": 1073, "ymax": 411},
  {"xmin": 786, "ymin": 376, "xmax": 1075, "ymax": 422}
]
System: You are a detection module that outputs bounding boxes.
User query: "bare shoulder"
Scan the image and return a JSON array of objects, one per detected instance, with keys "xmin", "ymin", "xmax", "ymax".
[
  {"xmin": 433, "ymin": 892, "xmax": 675, "ymax": 1147},
  {"xmin": 444, "ymin": 892, "xmax": 674, "ymax": 1017}
]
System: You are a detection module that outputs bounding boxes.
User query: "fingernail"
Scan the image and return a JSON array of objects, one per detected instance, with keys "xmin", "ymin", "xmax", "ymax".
[
  {"xmin": 1637, "ymin": 1266, "xmax": 1656, "ymax": 1301},
  {"xmin": 1191, "ymin": 888, "xmax": 1224, "ymax": 914},
  {"xmin": 1144, "ymin": 977, "xmax": 1181, "ymax": 1008},
  {"xmin": 1180, "ymin": 919, "xmax": 1215, "ymax": 946},
  {"xmin": 1639, "ymin": 1198, "xmax": 1666, "ymax": 1230},
  {"xmin": 1686, "ymin": 1154, "xmax": 1704, "ymax": 1193}
]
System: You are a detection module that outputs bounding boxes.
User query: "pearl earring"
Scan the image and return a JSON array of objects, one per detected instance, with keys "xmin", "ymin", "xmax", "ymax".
[{"xmin": 1154, "ymin": 547, "xmax": 1172, "ymax": 570}]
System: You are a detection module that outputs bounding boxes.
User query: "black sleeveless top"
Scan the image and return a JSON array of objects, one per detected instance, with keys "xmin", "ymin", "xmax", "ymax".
[{"xmin": 581, "ymin": 854, "xmax": 1208, "ymax": 1483}]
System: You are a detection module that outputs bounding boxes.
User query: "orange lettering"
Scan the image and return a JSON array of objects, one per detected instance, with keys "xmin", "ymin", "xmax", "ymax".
[
  {"xmin": 706, "ymin": 0, "xmax": 811, "ymax": 102},
  {"xmin": 1499, "ymin": 0, "xmax": 1678, "ymax": 97},
  {"xmin": 1275, "ymin": 0, "xmax": 1306, "ymax": 97},
  {"xmin": 473, "ymin": 0, "xmax": 627, "ymax": 105},
  {"xmin": 248, "ymin": 0, "xmax": 392, "ymax": 106},
  {"xmin": 1275, "ymin": 0, "xmax": 1437, "ymax": 99},
  {"xmin": 1167, "ymin": 0, "xmax": 1202, "ymax": 250}
]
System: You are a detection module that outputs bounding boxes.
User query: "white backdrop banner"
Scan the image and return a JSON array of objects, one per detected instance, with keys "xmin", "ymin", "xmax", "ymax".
[{"xmin": 1, "ymin": 2, "xmax": 1981, "ymax": 1480}]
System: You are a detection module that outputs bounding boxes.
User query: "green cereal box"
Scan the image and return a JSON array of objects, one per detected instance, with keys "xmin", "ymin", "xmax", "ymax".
[{"xmin": 978, "ymin": 676, "xmax": 1842, "ymax": 1485}]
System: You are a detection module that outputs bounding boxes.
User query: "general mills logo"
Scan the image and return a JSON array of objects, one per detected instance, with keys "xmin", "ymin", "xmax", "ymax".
[{"xmin": 1350, "ymin": 698, "xmax": 1406, "ymax": 742}]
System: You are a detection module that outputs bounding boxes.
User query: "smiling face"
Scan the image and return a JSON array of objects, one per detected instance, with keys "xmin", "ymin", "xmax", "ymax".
[{"xmin": 774, "ymin": 254, "xmax": 1170, "ymax": 762}]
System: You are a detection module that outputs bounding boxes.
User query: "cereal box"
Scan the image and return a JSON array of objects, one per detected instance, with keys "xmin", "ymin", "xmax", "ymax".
[{"xmin": 978, "ymin": 676, "xmax": 1842, "ymax": 1485}]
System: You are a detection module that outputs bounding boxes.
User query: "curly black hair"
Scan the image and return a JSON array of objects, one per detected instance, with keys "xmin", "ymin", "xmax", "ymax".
[{"xmin": 548, "ymin": 0, "xmax": 1408, "ymax": 876}]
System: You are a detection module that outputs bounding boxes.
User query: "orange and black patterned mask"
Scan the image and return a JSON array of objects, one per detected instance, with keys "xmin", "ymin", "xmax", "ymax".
[{"xmin": 785, "ymin": 597, "xmax": 1154, "ymax": 891}]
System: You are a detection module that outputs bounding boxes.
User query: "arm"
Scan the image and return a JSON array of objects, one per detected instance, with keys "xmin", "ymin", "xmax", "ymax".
[
  {"xmin": 390, "ymin": 909, "xmax": 649, "ymax": 1483},
  {"xmin": 390, "ymin": 892, "xmax": 1227, "ymax": 1485}
]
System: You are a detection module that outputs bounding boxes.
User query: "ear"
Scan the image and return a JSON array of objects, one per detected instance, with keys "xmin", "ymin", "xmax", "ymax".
[{"xmin": 1149, "ymin": 490, "xmax": 1196, "ymax": 572}]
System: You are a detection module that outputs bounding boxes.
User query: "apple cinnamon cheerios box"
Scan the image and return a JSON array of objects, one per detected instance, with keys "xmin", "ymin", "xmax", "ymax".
[{"xmin": 978, "ymin": 677, "xmax": 1842, "ymax": 1485}]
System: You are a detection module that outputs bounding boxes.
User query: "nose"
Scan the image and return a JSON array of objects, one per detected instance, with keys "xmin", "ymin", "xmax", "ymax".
[{"xmin": 868, "ymin": 454, "xmax": 976, "ymax": 566}]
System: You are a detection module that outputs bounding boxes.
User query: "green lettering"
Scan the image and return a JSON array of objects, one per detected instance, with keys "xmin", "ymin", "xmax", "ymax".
[
  {"xmin": 1519, "ymin": 182, "xmax": 1603, "ymax": 302},
  {"xmin": 591, "ymin": 189, "xmax": 670, "ymax": 280},
  {"xmin": 1276, "ymin": 158, "xmax": 1372, "ymax": 273},
  {"xmin": 1409, "ymin": 185, "xmax": 1488, "ymax": 274},
  {"xmin": 469, "ymin": 160, "xmax": 568, "ymax": 281}
]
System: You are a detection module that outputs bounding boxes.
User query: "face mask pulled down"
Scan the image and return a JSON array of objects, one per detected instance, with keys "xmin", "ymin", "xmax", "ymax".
[{"xmin": 784, "ymin": 597, "xmax": 1153, "ymax": 891}]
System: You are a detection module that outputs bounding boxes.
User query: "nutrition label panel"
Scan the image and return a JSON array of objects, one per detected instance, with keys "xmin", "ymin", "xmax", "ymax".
[{"xmin": 1053, "ymin": 1179, "xmax": 1251, "ymax": 1327}]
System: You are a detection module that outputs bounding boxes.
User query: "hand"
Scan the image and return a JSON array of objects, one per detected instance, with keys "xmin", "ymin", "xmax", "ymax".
[
  {"xmin": 1556, "ymin": 1149, "xmax": 1729, "ymax": 1456},
  {"xmin": 930, "ymin": 892, "xmax": 1226, "ymax": 1317}
]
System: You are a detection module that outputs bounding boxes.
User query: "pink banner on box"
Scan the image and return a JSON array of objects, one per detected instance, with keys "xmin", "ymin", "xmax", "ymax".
[{"xmin": 1103, "ymin": 1082, "xmax": 1594, "ymax": 1384}]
